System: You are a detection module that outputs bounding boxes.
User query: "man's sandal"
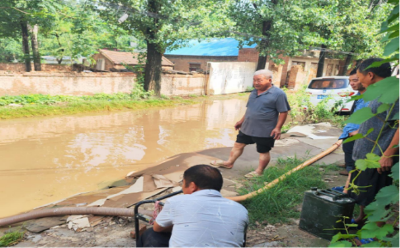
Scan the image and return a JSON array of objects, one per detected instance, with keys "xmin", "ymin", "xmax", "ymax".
[
  {"xmin": 210, "ymin": 160, "xmax": 232, "ymax": 169},
  {"xmin": 244, "ymin": 171, "xmax": 262, "ymax": 178}
]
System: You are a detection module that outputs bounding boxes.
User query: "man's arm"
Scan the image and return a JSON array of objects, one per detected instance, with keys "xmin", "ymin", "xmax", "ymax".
[
  {"xmin": 153, "ymin": 221, "xmax": 173, "ymax": 233},
  {"xmin": 234, "ymin": 115, "xmax": 246, "ymax": 130},
  {"xmin": 270, "ymin": 111, "xmax": 288, "ymax": 140},
  {"xmin": 378, "ymin": 128, "xmax": 399, "ymax": 174}
]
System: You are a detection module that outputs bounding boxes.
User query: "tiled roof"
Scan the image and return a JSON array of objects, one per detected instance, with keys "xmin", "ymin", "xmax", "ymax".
[
  {"xmin": 99, "ymin": 49, "xmax": 174, "ymax": 66},
  {"xmin": 165, "ymin": 38, "xmax": 257, "ymax": 56}
]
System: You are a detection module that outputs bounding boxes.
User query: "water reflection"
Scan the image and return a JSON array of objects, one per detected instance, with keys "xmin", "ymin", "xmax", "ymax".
[{"xmin": 0, "ymin": 98, "xmax": 247, "ymax": 217}]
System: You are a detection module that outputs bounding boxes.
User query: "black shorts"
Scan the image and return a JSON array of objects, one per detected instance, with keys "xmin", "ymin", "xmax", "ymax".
[{"xmin": 236, "ymin": 131, "xmax": 275, "ymax": 153}]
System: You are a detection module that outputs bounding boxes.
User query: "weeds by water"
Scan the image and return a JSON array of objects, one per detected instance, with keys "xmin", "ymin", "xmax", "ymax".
[
  {"xmin": 284, "ymin": 86, "xmax": 347, "ymax": 129},
  {"xmin": 238, "ymin": 156, "xmax": 341, "ymax": 225},
  {"xmin": 0, "ymin": 229, "xmax": 24, "ymax": 247}
]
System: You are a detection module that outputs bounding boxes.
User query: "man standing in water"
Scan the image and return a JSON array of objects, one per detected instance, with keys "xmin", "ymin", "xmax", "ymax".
[{"xmin": 211, "ymin": 69, "xmax": 290, "ymax": 178}]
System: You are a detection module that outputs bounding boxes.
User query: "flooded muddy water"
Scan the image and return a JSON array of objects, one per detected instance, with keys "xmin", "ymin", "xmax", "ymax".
[{"xmin": 0, "ymin": 98, "xmax": 247, "ymax": 218}]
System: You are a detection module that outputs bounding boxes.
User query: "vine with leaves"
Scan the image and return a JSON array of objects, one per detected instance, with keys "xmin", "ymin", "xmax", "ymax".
[{"xmin": 329, "ymin": 0, "xmax": 399, "ymax": 247}]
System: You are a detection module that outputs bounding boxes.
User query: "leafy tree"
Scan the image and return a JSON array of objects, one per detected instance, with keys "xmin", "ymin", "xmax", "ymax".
[
  {"xmin": 39, "ymin": 0, "xmax": 133, "ymax": 64},
  {"xmin": 93, "ymin": 0, "xmax": 232, "ymax": 96},
  {"xmin": 229, "ymin": 0, "xmax": 390, "ymax": 74},
  {"xmin": 329, "ymin": 1, "xmax": 399, "ymax": 246}
]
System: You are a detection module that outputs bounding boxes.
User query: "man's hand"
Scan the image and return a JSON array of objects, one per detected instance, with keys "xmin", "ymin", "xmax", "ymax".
[
  {"xmin": 349, "ymin": 130, "xmax": 358, "ymax": 136},
  {"xmin": 234, "ymin": 121, "xmax": 243, "ymax": 130},
  {"xmin": 378, "ymin": 156, "xmax": 394, "ymax": 174},
  {"xmin": 270, "ymin": 128, "xmax": 281, "ymax": 140}
]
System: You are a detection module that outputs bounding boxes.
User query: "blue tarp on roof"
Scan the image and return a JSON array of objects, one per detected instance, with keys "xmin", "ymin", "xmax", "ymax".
[{"xmin": 165, "ymin": 38, "xmax": 256, "ymax": 56}]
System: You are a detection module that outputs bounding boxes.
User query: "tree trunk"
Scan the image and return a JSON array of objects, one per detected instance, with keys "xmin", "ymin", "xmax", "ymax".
[
  {"xmin": 143, "ymin": 0, "xmax": 162, "ymax": 96},
  {"xmin": 29, "ymin": 24, "xmax": 41, "ymax": 71},
  {"xmin": 20, "ymin": 20, "xmax": 31, "ymax": 72},
  {"xmin": 339, "ymin": 52, "xmax": 353, "ymax": 75},
  {"xmin": 144, "ymin": 41, "xmax": 162, "ymax": 96},
  {"xmin": 256, "ymin": 20, "xmax": 272, "ymax": 70},
  {"xmin": 316, "ymin": 44, "xmax": 327, "ymax": 77},
  {"xmin": 257, "ymin": 55, "xmax": 268, "ymax": 71}
]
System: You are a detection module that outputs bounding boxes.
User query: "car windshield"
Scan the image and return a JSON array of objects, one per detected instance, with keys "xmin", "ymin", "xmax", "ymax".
[{"xmin": 308, "ymin": 79, "xmax": 349, "ymax": 89}]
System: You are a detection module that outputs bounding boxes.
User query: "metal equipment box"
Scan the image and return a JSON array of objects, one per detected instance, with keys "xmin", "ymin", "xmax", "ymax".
[{"xmin": 299, "ymin": 188, "xmax": 355, "ymax": 240}]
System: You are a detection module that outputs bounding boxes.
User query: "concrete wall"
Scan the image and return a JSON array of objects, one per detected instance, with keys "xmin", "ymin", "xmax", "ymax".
[
  {"xmin": 0, "ymin": 72, "xmax": 208, "ymax": 97},
  {"xmin": 164, "ymin": 55, "xmax": 237, "ymax": 72},
  {"xmin": 161, "ymin": 74, "xmax": 205, "ymax": 96},
  {"xmin": 0, "ymin": 72, "xmax": 136, "ymax": 96},
  {"xmin": 0, "ymin": 63, "xmax": 73, "ymax": 72}
]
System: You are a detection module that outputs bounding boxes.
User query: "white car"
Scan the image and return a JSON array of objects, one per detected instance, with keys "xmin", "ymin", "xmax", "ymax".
[{"xmin": 305, "ymin": 76, "xmax": 357, "ymax": 113}]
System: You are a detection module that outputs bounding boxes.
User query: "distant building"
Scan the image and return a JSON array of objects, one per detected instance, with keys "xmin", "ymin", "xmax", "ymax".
[
  {"xmin": 92, "ymin": 49, "xmax": 174, "ymax": 71},
  {"xmin": 165, "ymin": 38, "xmax": 347, "ymax": 89},
  {"xmin": 164, "ymin": 38, "xmax": 256, "ymax": 72}
]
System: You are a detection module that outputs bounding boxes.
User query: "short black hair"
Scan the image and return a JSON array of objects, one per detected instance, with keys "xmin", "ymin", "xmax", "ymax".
[
  {"xmin": 183, "ymin": 164, "xmax": 223, "ymax": 191},
  {"xmin": 349, "ymin": 68, "xmax": 357, "ymax": 76},
  {"xmin": 357, "ymin": 58, "xmax": 392, "ymax": 78}
]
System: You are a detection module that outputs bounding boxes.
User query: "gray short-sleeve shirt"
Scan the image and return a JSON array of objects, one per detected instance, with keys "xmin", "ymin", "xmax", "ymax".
[
  {"xmin": 353, "ymin": 99, "xmax": 399, "ymax": 160},
  {"xmin": 240, "ymin": 86, "xmax": 291, "ymax": 138},
  {"xmin": 155, "ymin": 189, "xmax": 248, "ymax": 247}
]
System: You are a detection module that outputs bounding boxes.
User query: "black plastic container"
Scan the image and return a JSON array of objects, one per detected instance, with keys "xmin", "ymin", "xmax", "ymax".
[{"xmin": 299, "ymin": 187, "xmax": 355, "ymax": 240}]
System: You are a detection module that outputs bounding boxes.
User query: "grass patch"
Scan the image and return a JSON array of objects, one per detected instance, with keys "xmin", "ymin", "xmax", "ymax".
[
  {"xmin": 238, "ymin": 156, "xmax": 327, "ymax": 225},
  {"xmin": 0, "ymin": 96, "xmax": 199, "ymax": 120},
  {"xmin": 0, "ymin": 230, "xmax": 24, "ymax": 247}
]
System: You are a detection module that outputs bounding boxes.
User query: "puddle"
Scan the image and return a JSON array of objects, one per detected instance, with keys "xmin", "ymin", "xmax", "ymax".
[{"xmin": 0, "ymin": 98, "xmax": 247, "ymax": 218}]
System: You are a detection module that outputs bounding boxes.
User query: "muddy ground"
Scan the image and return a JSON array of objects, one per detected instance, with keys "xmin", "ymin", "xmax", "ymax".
[{"xmin": 2, "ymin": 123, "xmax": 348, "ymax": 247}]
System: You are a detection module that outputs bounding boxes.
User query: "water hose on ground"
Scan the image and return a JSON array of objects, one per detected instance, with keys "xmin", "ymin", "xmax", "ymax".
[
  {"xmin": 227, "ymin": 140, "xmax": 343, "ymax": 202},
  {"xmin": 0, "ymin": 207, "xmax": 134, "ymax": 227}
]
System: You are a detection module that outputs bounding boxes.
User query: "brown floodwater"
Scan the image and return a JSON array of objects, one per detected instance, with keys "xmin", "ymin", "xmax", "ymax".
[{"xmin": 0, "ymin": 98, "xmax": 247, "ymax": 218}]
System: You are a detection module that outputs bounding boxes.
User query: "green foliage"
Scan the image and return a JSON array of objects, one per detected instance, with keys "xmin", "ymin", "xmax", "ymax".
[
  {"xmin": 238, "ymin": 156, "xmax": 327, "ymax": 225},
  {"xmin": 330, "ymin": 1, "xmax": 399, "ymax": 246},
  {"xmin": 284, "ymin": 86, "xmax": 346, "ymax": 129},
  {"xmin": 0, "ymin": 229, "xmax": 24, "ymax": 247}
]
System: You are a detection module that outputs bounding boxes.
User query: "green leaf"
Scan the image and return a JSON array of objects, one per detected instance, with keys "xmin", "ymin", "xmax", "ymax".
[
  {"xmin": 390, "ymin": 162, "xmax": 399, "ymax": 181},
  {"xmin": 364, "ymin": 201, "xmax": 392, "ymax": 222},
  {"xmin": 345, "ymin": 107, "xmax": 375, "ymax": 124},
  {"xmin": 343, "ymin": 133, "xmax": 363, "ymax": 144},
  {"xmin": 361, "ymin": 241, "xmax": 382, "ymax": 247},
  {"xmin": 388, "ymin": 233, "xmax": 399, "ymax": 247},
  {"xmin": 366, "ymin": 59, "xmax": 398, "ymax": 69},
  {"xmin": 383, "ymin": 37, "xmax": 399, "ymax": 57},
  {"xmin": 365, "ymin": 128, "xmax": 374, "ymax": 136},
  {"xmin": 331, "ymin": 233, "xmax": 341, "ymax": 243},
  {"xmin": 355, "ymin": 154, "xmax": 381, "ymax": 170},
  {"xmin": 389, "ymin": 30, "xmax": 399, "ymax": 39},
  {"xmin": 329, "ymin": 241, "xmax": 353, "ymax": 247},
  {"xmin": 375, "ymin": 185, "xmax": 399, "ymax": 205},
  {"xmin": 377, "ymin": 104, "xmax": 390, "ymax": 114},
  {"xmin": 361, "ymin": 223, "xmax": 394, "ymax": 239},
  {"xmin": 387, "ymin": 5, "xmax": 399, "ymax": 23},
  {"xmin": 393, "ymin": 112, "xmax": 399, "ymax": 120},
  {"xmin": 380, "ymin": 23, "xmax": 399, "ymax": 34},
  {"xmin": 363, "ymin": 77, "xmax": 400, "ymax": 104}
]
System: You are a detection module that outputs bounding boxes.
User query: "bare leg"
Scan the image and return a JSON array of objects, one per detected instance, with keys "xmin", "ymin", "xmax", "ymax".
[
  {"xmin": 343, "ymin": 173, "xmax": 351, "ymax": 194},
  {"xmin": 354, "ymin": 206, "xmax": 366, "ymax": 226},
  {"xmin": 220, "ymin": 142, "xmax": 246, "ymax": 168},
  {"xmin": 254, "ymin": 152, "xmax": 271, "ymax": 175}
]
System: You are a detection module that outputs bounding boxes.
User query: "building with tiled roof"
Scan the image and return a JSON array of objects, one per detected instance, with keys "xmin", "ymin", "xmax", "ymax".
[{"xmin": 92, "ymin": 49, "xmax": 174, "ymax": 71}]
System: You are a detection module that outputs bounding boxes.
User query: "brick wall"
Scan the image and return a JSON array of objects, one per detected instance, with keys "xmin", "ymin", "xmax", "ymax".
[
  {"xmin": 0, "ymin": 63, "xmax": 73, "ymax": 72},
  {"xmin": 237, "ymin": 48, "xmax": 259, "ymax": 62},
  {"xmin": 163, "ymin": 55, "xmax": 237, "ymax": 72}
]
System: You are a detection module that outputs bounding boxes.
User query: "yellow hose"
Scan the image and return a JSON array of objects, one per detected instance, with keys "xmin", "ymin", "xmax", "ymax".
[{"xmin": 227, "ymin": 140, "xmax": 343, "ymax": 202}]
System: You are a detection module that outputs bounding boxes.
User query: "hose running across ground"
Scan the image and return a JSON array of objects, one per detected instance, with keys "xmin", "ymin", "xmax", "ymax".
[
  {"xmin": 0, "ymin": 207, "xmax": 134, "ymax": 227},
  {"xmin": 227, "ymin": 140, "xmax": 343, "ymax": 202}
]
